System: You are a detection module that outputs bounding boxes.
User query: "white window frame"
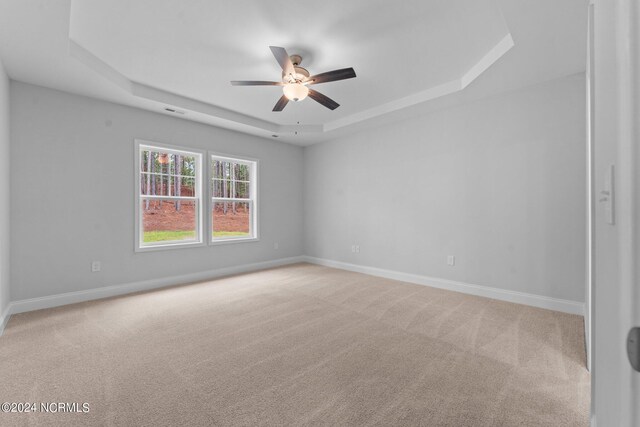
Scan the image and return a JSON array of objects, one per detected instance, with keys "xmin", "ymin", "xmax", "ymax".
[
  {"xmin": 134, "ymin": 139, "xmax": 205, "ymax": 252},
  {"xmin": 208, "ymin": 152, "xmax": 259, "ymax": 245}
]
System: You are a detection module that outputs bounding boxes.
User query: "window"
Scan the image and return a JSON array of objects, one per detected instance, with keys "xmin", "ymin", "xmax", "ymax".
[
  {"xmin": 135, "ymin": 141, "xmax": 203, "ymax": 250},
  {"xmin": 210, "ymin": 154, "xmax": 258, "ymax": 242}
]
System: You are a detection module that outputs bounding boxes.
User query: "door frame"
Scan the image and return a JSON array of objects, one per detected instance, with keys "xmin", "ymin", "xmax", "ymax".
[{"xmin": 591, "ymin": 0, "xmax": 640, "ymax": 426}]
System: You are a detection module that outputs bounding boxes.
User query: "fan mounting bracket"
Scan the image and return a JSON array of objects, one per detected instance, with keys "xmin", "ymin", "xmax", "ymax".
[{"xmin": 289, "ymin": 54, "xmax": 303, "ymax": 66}]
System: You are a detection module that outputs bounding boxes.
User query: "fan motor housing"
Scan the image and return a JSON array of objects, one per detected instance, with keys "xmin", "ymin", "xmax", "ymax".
[
  {"xmin": 282, "ymin": 55, "xmax": 310, "ymax": 83},
  {"xmin": 283, "ymin": 66, "xmax": 309, "ymax": 83}
]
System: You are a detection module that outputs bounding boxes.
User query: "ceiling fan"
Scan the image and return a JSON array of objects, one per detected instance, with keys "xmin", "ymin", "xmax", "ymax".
[{"xmin": 231, "ymin": 46, "xmax": 356, "ymax": 112}]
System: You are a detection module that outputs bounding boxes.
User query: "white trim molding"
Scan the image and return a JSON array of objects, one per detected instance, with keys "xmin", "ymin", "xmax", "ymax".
[
  {"xmin": 0, "ymin": 304, "xmax": 11, "ymax": 336},
  {"xmin": 68, "ymin": 34, "xmax": 513, "ymax": 139},
  {"xmin": 1, "ymin": 254, "xmax": 585, "ymax": 337},
  {"xmin": 302, "ymin": 256, "xmax": 585, "ymax": 315},
  {"xmin": 5, "ymin": 256, "xmax": 305, "ymax": 319}
]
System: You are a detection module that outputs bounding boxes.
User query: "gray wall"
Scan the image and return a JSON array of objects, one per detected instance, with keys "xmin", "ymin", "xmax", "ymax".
[
  {"xmin": 9, "ymin": 74, "xmax": 586, "ymax": 305},
  {"xmin": 10, "ymin": 82, "xmax": 303, "ymax": 301},
  {"xmin": 304, "ymin": 73, "xmax": 586, "ymax": 302},
  {"xmin": 0, "ymin": 59, "xmax": 9, "ymax": 316}
]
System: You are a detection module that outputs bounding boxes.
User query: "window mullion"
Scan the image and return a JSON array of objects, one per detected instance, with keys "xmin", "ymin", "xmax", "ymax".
[
  {"xmin": 168, "ymin": 156, "xmax": 172, "ymax": 197},
  {"xmin": 141, "ymin": 195, "xmax": 197, "ymax": 200}
]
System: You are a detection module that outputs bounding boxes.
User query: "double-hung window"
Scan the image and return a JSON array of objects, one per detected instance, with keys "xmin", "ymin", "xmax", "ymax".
[
  {"xmin": 135, "ymin": 141, "xmax": 257, "ymax": 250},
  {"xmin": 210, "ymin": 154, "xmax": 258, "ymax": 242},
  {"xmin": 135, "ymin": 141, "xmax": 203, "ymax": 250}
]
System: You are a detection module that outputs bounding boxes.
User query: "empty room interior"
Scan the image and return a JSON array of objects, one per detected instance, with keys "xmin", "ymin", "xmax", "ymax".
[{"xmin": 1, "ymin": 0, "xmax": 639, "ymax": 426}]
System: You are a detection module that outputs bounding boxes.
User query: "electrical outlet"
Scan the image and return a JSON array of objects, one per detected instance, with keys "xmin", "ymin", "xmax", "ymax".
[
  {"xmin": 273, "ymin": 242, "xmax": 279, "ymax": 250},
  {"xmin": 91, "ymin": 261, "xmax": 101, "ymax": 272},
  {"xmin": 355, "ymin": 245, "xmax": 360, "ymax": 253},
  {"xmin": 447, "ymin": 255, "xmax": 455, "ymax": 266},
  {"xmin": 351, "ymin": 245, "xmax": 356, "ymax": 253}
]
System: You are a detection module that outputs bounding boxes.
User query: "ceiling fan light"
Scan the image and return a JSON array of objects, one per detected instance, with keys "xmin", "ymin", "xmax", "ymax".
[
  {"xmin": 283, "ymin": 83, "xmax": 309, "ymax": 102},
  {"xmin": 158, "ymin": 153, "xmax": 170, "ymax": 164}
]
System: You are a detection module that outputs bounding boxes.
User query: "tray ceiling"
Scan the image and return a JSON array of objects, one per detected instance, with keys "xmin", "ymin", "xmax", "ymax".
[{"xmin": 0, "ymin": 0, "xmax": 587, "ymax": 145}]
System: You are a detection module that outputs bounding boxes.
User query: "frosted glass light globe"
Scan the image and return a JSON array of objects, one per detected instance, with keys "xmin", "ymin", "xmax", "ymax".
[{"xmin": 283, "ymin": 83, "xmax": 309, "ymax": 102}]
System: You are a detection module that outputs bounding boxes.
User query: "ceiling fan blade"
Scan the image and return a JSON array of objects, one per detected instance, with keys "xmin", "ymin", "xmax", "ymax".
[
  {"xmin": 272, "ymin": 95, "xmax": 289, "ymax": 112},
  {"xmin": 308, "ymin": 89, "xmax": 340, "ymax": 110},
  {"xmin": 269, "ymin": 46, "xmax": 295, "ymax": 77},
  {"xmin": 231, "ymin": 80, "xmax": 284, "ymax": 86},
  {"xmin": 307, "ymin": 67, "xmax": 356, "ymax": 85}
]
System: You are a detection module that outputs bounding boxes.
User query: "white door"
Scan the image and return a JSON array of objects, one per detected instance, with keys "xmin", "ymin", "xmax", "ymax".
[{"xmin": 592, "ymin": 0, "xmax": 640, "ymax": 426}]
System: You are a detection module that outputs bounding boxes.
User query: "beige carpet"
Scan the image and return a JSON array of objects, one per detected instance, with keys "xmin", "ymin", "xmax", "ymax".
[{"xmin": 0, "ymin": 263, "xmax": 589, "ymax": 426}]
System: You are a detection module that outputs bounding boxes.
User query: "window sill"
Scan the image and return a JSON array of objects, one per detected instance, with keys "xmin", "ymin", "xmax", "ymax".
[
  {"xmin": 135, "ymin": 240, "xmax": 206, "ymax": 253},
  {"xmin": 209, "ymin": 237, "xmax": 260, "ymax": 246}
]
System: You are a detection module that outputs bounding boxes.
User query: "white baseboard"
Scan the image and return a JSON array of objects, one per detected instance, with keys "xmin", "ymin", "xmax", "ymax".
[
  {"xmin": 0, "ymin": 303, "xmax": 10, "ymax": 336},
  {"xmin": 585, "ymin": 314, "xmax": 591, "ymax": 372},
  {"xmin": 6, "ymin": 256, "xmax": 305, "ymax": 318},
  {"xmin": 1, "ymin": 254, "xmax": 585, "ymax": 337},
  {"xmin": 302, "ymin": 256, "xmax": 585, "ymax": 316}
]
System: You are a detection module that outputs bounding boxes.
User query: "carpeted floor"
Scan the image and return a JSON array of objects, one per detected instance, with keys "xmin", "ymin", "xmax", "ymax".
[{"xmin": 0, "ymin": 263, "xmax": 590, "ymax": 426}]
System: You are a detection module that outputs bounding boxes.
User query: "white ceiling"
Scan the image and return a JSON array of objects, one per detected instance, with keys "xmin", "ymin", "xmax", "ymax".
[{"xmin": 0, "ymin": 0, "xmax": 587, "ymax": 145}]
